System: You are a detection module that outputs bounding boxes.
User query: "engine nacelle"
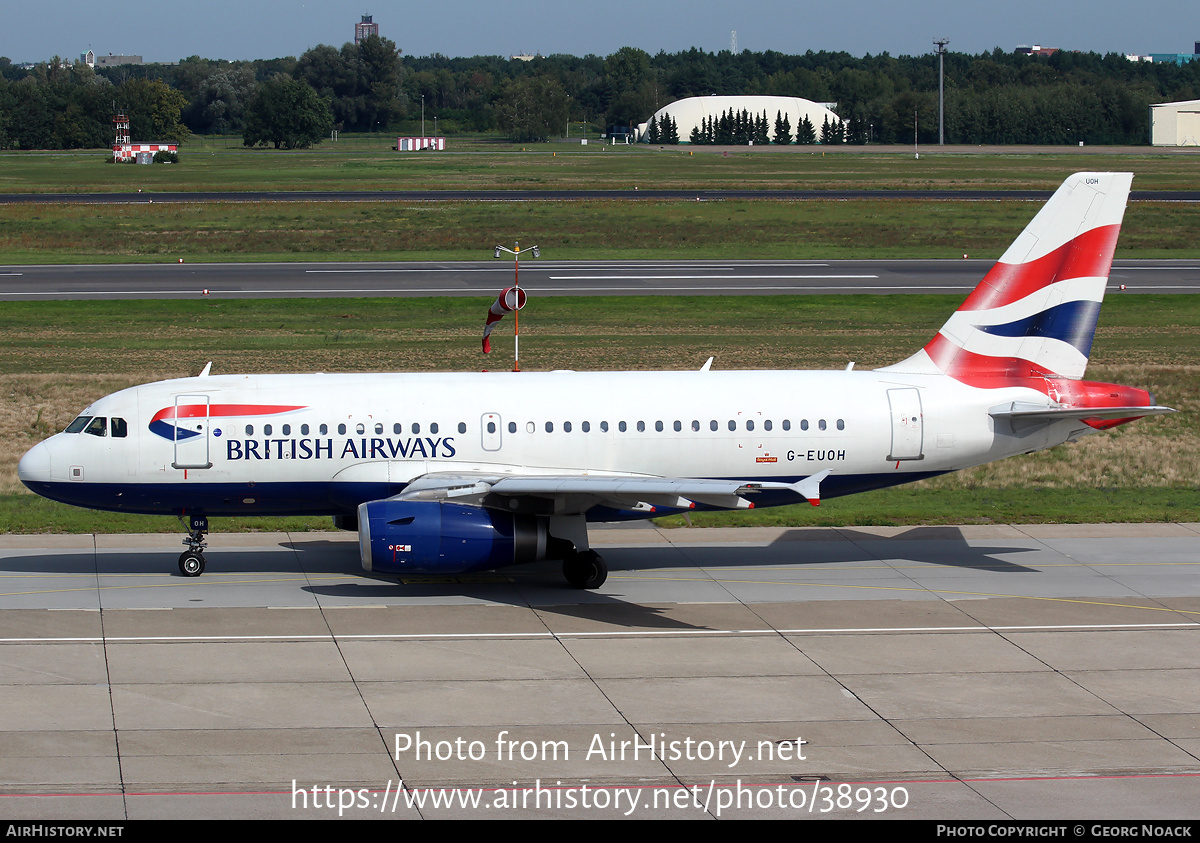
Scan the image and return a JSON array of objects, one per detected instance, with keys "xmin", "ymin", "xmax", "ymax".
[{"xmin": 357, "ymin": 499, "xmax": 548, "ymax": 575}]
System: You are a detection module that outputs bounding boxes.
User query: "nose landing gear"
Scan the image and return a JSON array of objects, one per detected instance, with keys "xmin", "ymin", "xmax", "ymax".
[{"xmin": 178, "ymin": 514, "xmax": 208, "ymax": 577}]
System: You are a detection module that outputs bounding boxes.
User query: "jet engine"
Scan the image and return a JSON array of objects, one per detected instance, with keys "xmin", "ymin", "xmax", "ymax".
[{"xmin": 357, "ymin": 499, "xmax": 548, "ymax": 575}]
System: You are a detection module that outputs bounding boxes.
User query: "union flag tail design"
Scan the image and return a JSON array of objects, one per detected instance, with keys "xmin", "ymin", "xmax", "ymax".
[{"xmin": 882, "ymin": 172, "xmax": 1133, "ymax": 388}]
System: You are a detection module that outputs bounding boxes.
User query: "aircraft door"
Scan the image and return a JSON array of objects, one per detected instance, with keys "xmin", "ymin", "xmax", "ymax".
[
  {"xmin": 171, "ymin": 394, "xmax": 212, "ymax": 469},
  {"xmin": 481, "ymin": 413, "xmax": 502, "ymax": 452},
  {"xmin": 886, "ymin": 388, "xmax": 924, "ymax": 461}
]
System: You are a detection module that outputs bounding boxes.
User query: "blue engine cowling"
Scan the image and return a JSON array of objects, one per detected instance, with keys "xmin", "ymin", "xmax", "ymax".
[{"xmin": 357, "ymin": 499, "xmax": 548, "ymax": 575}]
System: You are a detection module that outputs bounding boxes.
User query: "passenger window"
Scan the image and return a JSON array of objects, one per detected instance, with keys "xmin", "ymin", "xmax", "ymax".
[
  {"xmin": 582, "ymin": 421, "xmax": 590, "ymax": 433},
  {"xmin": 801, "ymin": 419, "xmax": 809, "ymax": 431},
  {"xmin": 508, "ymin": 422, "xmax": 517, "ymax": 433},
  {"xmin": 837, "ymin": 419, "xmax": 845, "ymax": 430},
  {"xmin": 412, "ymin": 423, "xmax": 420, "ymax": 434},
  {"xmin": 673, "ymin": 421, "xmax": 681, "ymax": 432},
  {"xmin": 355, "ymin": 423, "xmax": 365, "ymax": 435},
  {"xmin": 301, "ymin": 424, "xmax": 310, "ymax": 435},
  {"xmin": 65, "ymin": 416, "xmax": 92, "ymax": 434},
  {"xmin": 600, "ymin": 421, "xmax": 609, "ymax": 432},
  {"xmin": 458, "ymin": 422, "xmax": 467, "ymax": 434},
  {"xmin": 619, "ymin": 421, "xmax": 627, "ymax": 432},
  {"xmin": 338, "ymin": 423, "xmax": 347, "ymax": 435},
  {"xmin": 764, "ymin": 420, "xmax": 773, "ymax": 431},
  {"xmin": 728, "ymin": 420, "xmax": 736, "ymax": 431},
  {"xmin": 710, "ymin": 420, "xmax": 718, "ymax": 431},
  {"xmin": 487, "ymin": 422, "xmax": 496, "ymax": 434},
  {"xmin": 264, "ymin": 424, "xmax": 273, "ymax": 436},
  {"xmin": 246, "ymin": 424, "xmax": 255, "ymax": 436},
  {"xmin": 564, "ymin": 421, "xmax": 572, "ymax": 433},
  {"xmin": 655, "ymin": 421, "xmax": 663, "ymax": 432},
  {"xmin": 819, "ymin": 419, "xmax": 827, "ymax": 431},
  {"xmin": 545, "ymin": 421, "xmax": 554, "ymax": 433},
  {"xmin": 374, "ymin": 423, "xmax": 383, "ymax": 434},
  {"xmin": 283, "ymin": 424, "xmax": 291, "ymax": 435},
  {"xmin": 746, "ymin": 420, "xmax": 755, "ymax": 431},
  {"xmin": 110, "ymin": 417, "xmax": 128, "ymax": 438},
  {"xmin": 783, "ymin": 420, "xmax": 791, "ymax": 431},
  {"xmin": 84, "ymin": 417, "xmax": 107, "ymax": 437},
  {"xmin": 430, "ymin": 423, "xmax": 439, "ymax": 434},
  {"xmin": 637, "ymin": 421, "xmax": 646, "ymax": 432},
  {"xmin": 320, "ymin": 424, "xmax": 329, "ymax": 435},
  {"xmin": 394, "ymin": 423, "xmax": 403, "ymax": 435},
  {"xmin": 692, "ymin": 420, "xmax": 700, "ymax": 432}
]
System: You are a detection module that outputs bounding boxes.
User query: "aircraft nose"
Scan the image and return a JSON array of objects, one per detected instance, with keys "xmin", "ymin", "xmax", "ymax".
[{"xmin": 18, "ymin": 441, "xmax": 52, "ymax": 486}]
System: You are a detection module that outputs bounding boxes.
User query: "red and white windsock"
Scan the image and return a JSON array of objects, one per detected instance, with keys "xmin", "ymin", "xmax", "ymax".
[{"xmin": 482, "ymin": 286, "xmax": 527, "ymax": 353}]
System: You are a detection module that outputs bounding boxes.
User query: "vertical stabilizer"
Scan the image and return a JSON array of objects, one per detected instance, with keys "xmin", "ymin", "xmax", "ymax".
[{"xmin": 880, "ymin": 172, "xmax": 1133, "ymax": 386}]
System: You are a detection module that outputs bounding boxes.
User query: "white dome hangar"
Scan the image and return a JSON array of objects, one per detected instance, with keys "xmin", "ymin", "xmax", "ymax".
[{"xmin": 637, "ymin": 95, "xmax": 839, "ymax": 143}]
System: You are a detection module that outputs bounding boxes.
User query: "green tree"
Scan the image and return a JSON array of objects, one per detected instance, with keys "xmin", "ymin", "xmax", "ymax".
[
  {"xmin": 119, "ymin": 78, "xmax": 190, "ymax": 143},
  {"xmin": 773, "ymin": 110, "xmax": 791, "ymax": 144},
  {"xmin": 242, "ymin": 77, "xmax": 333, "ymax": 149},
  {"xmin": 495, "ymin": 75, "xmax": 569, "ymax": 142}
]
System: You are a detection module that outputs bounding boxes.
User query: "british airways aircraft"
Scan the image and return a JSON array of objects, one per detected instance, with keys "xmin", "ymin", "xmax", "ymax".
[{"xmin": 18, "ymin": 173, "xmax": 1173, "ymax": 588}]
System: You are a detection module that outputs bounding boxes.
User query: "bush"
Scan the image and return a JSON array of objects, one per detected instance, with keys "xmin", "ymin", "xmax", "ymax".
[{"xmin": 153, "ymin": 150, "xmax": 180, "ymax": 164}]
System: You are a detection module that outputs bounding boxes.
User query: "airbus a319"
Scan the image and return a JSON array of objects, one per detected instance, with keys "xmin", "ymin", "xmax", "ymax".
[{"xmin": 18, "ymin": 172, "xmax": 1172, "ymax": 588}]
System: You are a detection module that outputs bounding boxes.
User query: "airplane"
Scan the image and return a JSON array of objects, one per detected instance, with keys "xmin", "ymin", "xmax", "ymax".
[{"xmin": 17, "ymin": 172, "xmax": 1174, "ymax": 589}]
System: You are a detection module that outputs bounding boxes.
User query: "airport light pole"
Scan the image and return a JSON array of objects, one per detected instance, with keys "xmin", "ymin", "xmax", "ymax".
[
  {"xmin": 492, "ymin": 242, "xmax": 539, "ymax": 371},
  {"xmin": 934, "ymin": 38, "xmax": 949, "ymax": 146}
]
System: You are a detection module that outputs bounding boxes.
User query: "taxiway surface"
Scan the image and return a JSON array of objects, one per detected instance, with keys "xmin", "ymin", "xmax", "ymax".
[
  {"xmin": 2, "ymin": 523, "xmax": 1198, "ymax": 819},
  {"xmin": 1, "ymin": 259, "xmax": 1198, "ymax": 300}
]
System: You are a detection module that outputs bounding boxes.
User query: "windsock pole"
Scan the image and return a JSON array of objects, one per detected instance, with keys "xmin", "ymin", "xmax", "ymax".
[
  {"xmin": 490, "ymin": 241, "xmax": 539, "ymax": 372},
  {"xmin": 513, "ymin": 245, "xmax": 520, "ymax": 371}
]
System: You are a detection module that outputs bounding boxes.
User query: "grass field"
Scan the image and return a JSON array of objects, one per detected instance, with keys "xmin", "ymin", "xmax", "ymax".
[
  {"xmin": 1, "ymin": 295, "xmax": 1196, "ymax": 532},
  {"xmin": 2, "ymin": 145, "xmax": 1200, "ymax": 194},
  {"xmin": 1, "ymin": 199, "xmax": 1198, "ymax": 264}
]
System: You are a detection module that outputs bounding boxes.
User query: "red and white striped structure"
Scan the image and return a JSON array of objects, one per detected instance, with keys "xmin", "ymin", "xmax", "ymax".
[
  {"xmin": 397, "ymin": 137, "xmax": 445, "ymax": 151},
  {"xmin": 113, "ymin": 143, "xmax": 177, "ymax": 162}
]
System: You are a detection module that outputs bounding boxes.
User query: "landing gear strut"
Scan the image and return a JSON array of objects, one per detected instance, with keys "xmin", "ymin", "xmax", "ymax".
[
  {"xmin": 178, "ymin": 514, "xmax": 208, "ymax": 577},
  {"xmin": 563, "ymin": 549, "xmax": 607, "ymax": 590}
]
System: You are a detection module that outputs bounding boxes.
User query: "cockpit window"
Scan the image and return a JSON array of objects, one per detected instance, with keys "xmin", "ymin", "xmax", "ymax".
[
  {"xmin": 111, "ymin": 417, "xmax": 128, "ymax": 438},
  {"xmin": 65, "ymin": 415, "xmax": 93, "ymax": 434},
  {"xmin": 84, "ymin": 417, "xmax": 108, "ymax": 437}
]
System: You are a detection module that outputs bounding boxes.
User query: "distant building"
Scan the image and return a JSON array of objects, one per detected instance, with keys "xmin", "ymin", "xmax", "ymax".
[
  {"xmin": 510, "ymin": 53, "xmax": 538, "ymax": 62},
  {"xmin": 92, "ymin": 53, "xmax": 142, "ymax": 68},
  {"xmin": 1015, "ymin": 45, "xmax": 1059, "ymax": 57},
  {"xmin": 636, "ymin": 95, "xmax": 839, "ymax": 144},
  {"xmin": 355, "ymin": 14, "xmax": 379, "ymax": 45},
  {"xmin": 1150, "ymin": 99, "xmax": 1200, "ymax": 146}
]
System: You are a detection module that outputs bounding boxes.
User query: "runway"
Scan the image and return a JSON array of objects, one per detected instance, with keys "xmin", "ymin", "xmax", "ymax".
[
  {"xmin": 2, "ymin": 523, "xmax": 1198, "ymax": 819},
  {"xmin": 2, "ymin": 258, "xmax": 1198, "ymax": 300}
]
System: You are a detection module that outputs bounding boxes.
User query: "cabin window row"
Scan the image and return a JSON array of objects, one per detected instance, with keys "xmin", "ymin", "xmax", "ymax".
[
  {"xmin": 491, "ymin": 419, "xmax": 846, "ymax": 434},
  {"xmin": 240, "ymin": 418, "xmax": 847, "ymax": 436}
]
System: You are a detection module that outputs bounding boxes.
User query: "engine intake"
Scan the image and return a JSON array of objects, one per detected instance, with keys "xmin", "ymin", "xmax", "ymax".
[{"xmin": 358, "ymin": 499, "xmax": 547, "ymax": 575}]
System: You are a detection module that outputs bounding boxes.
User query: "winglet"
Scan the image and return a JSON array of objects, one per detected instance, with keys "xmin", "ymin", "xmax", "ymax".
[
  {"xmin": 791, "ymin": 469, "xmax": 831, "ymax": 506},
  {"xmin": 198, "ymin": 362, "xmax": 212, "ymax": 377}
]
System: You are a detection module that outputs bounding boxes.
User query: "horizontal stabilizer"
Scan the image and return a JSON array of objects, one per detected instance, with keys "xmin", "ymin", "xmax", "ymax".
[{"xmin": 990, "ymin": 401, "xmax": 1175, "ymax": 431}]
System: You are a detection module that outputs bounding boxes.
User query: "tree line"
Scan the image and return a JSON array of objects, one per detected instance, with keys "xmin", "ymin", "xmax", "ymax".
[{"xmin": 1, "ymin": 43, "xmax": 1198, "ymax": 149}]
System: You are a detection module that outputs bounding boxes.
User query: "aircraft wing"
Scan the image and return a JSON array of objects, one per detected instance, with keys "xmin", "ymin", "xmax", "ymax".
[{"xmin": 392, "ymin": 470, "xmax": 832, "ymax": 514}]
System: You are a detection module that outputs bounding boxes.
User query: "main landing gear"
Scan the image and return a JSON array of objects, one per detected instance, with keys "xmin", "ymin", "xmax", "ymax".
[
  {"xmin": 178, "ymin": 514, "xmax": 208, "ymax": 577},
  {"xmin": 562, "ymin": 549, "xmax": 607, "ymax": 590}
]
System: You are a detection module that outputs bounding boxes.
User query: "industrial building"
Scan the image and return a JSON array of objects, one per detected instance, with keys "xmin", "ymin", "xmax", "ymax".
[
  {"xmin": 1150, "ymin": 99, "xmax": 1200, "ymax": 146},
  {"xmin": 636, "ymin": 95, "xmax": 839, "ymax": 143}
]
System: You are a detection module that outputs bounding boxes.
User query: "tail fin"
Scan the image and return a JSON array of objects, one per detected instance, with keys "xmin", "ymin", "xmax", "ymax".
[{"xmin": 881, "ymin": 172, "xmax": 1132, "ymax": 386}]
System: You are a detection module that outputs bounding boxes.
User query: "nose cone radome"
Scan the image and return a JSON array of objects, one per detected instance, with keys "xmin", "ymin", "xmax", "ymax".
[{"xmin": 18, "ymin": 441, "xmax": 52, "ymax": 487}]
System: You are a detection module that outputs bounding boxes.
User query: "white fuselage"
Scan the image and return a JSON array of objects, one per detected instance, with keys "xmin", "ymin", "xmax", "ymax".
[{"xmin": 19, "ymin": 368, "xmax": 1065, "ymax": 519}]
